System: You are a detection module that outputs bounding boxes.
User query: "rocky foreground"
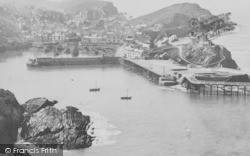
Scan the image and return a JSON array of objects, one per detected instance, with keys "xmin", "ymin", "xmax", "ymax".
[{"xmin": 0, "ymin": 89, "xmax": 93, "ymax": 153}]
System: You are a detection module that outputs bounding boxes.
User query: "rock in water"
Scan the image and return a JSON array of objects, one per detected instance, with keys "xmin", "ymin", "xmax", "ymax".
[
  {"xmin": 22, "ymin": 98, "xmax": 58, "ymax": 114},
  {"xmin": 21, "ymin": 98, "xmax": 93, "ymax": 150},
  {"xmin": 0, "ymin": 89, "xmax": 23, "ymax": 144}
]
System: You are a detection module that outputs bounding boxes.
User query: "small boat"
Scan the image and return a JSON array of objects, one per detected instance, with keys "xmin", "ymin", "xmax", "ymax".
[
  {"xmin": 158, "ymin": 76, "xmax": 178, "ymax": 86},
  {"xmin": 89, "ymin": 81, "xmax": 100, "ymax": 92},
  {"xmin": 121, "ymin": 96, "xmax": 132, "ymax": 100},
  {"xmin": 163, "ymin": 81, "xmax": 178, "ymax": 86},
  {"xmin": 89, "ymin": 88, "xmax": 100, "ymax": 92},
  {"xmin": 121, "ymin": 90, "xmax": 132, "ymax": 100}
]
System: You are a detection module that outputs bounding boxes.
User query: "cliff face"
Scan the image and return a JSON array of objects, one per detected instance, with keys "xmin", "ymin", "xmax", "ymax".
[
  {"xmin": 0, "ymin": 89, "xmax": 23, "ymax": 144},
  {"xmin": 220, "ymin": 47, "xmax": 239, "ymax": 69},
  {"xmin": 21, "ymin": 98, "xmax": 93, "ymax": 150}
]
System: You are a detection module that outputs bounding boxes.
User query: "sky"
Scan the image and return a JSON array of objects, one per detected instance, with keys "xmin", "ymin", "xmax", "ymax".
[{"xmin": 49, "ymin": 0, "xmax": 250, "ymax": 25}]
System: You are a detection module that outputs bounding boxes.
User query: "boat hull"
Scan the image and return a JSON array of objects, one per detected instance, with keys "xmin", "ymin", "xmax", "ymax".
[
  {"xmin": 89, "ymin": 88, "xmax": 100, "ymax": 92},
  {"xmin": 163, "ymin": 81, "xmax": 178, "ymax": 86},
  {"xmin": 121, "ymin": 97, "xmax": 132, "ymax": 100}
]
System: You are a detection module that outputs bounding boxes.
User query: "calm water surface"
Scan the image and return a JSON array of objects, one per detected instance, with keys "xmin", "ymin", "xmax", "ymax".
[{"xmin": 1, "ymin": 26, "xmax": 250, "ymax": 156}]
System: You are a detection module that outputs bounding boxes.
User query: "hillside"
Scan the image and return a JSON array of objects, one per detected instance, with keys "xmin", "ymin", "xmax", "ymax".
[
  {"xmin": 0, "ymin": 0, "xmax": 119, "ymax": 15},
  {"xmin": 130, "ymin": 3, "xmax": 212, "ymax": 37},
  {"xmin": 56, "ymin": 0, "xmax": 118, "ymax": 16},
  {"xmin": 130, "ymin": 3, "xmax": 211, "ymax": 26},
  {"xmin": 0, "ymin": 7, "xmax": 21, "ymax": 44}
]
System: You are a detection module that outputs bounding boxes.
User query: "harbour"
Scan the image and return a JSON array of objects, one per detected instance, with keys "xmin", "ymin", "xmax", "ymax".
[
  {"xmin": 25, "ymin": 54, "xmax": 250, "ymax": 96},
  {"xmin": 1, "ymin": 50, "xmax": 250, "ymax": 156}
]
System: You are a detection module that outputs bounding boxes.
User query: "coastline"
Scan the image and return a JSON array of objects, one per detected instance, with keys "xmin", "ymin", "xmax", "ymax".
[{"xmin": 0, "ymin": 91, "xmax": 97, "ymax": 152}]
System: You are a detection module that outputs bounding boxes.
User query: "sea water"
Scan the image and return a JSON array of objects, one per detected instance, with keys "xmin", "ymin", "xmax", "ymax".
[{"xmin": 1, "ymin": 23, "xmax": 250, "ymax": 156}]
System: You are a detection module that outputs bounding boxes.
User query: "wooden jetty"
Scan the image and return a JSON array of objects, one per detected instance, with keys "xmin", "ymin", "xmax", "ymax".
[
  {"xmin": 122, "ymin": 58, "xmax": 250, "ymax": 96},
  {"xmin": 182, "ymin": 76, "xmax": 250, "ymax": 96},
  {"xmin": 122, "ymin": 58, "xmax": 185, "ymax": 84}
]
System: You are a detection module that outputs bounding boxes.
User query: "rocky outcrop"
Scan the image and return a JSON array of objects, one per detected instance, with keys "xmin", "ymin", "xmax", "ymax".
[
  {"xmin": 21, "ymin": 98, "xmax": 93, "ymax": 150},
  {"xmin": 22, "ymin": 98, "xmax": 58, "ymax": 114},
  {"xmin": 0, "ymin": 89, "xmax": 23, "ymax": 144},
  {"xmin": 180, "ymin": 40, "xmax": 239, "ymax": 69},
  {"xmin": 149, "ymin": 39, "xmax": 239, "ymax": 69},
  {"xmin": 0, "ymin": 89, "xmax": 93, "ymax": 150},
  {"xmin": 220, "ymin": 47, "xmax": 239, "ymax": 69}
]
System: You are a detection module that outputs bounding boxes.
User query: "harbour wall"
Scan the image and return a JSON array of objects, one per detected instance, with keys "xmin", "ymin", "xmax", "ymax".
[{"xmin": 36, "ymin": 57, "xmax": 121, "ymax": 66}]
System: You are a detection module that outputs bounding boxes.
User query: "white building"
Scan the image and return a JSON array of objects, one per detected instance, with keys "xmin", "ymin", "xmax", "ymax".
[
  {"xmin": 51, "ymin": 32, "xmax": 65, "ymax": 43},
  {"xmin": 81, "ymin": 36, "xmax": 103, "ymax": 44},
  {"xmin": 116, "ymin": 46, "xmax": 143, "ymax": 59}
]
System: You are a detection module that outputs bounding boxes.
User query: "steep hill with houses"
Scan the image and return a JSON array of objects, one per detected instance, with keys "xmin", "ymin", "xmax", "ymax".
[
  {"xmin": 0, "ymin": 7, "xmax": 21, "ymax": 45},
  {"xmin": 57, "ymin": 0, "xmax": 119, "ymax": 17}
]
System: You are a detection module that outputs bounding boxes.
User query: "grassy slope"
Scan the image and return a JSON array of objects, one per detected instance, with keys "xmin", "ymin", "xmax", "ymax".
[{"xmin": 129, "ymin": 3, "xmax": 212, "ymax": 26}]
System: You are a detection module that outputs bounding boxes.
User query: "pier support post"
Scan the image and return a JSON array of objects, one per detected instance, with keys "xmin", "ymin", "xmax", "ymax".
[{"xmin": 217, "ymin": 85, "xmax": 219, "ymax": 96}]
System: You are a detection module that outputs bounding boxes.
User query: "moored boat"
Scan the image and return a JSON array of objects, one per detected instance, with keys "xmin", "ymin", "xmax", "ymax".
[
  {"xmin": 89, "ymin": 88, "xmax": 100, "ymax": 92},
  {"xmin": 121, "ymin": 96, "xmax": 132, "ymax": 100},
  {"xmin": 158, "ymin": 76, "xmax": 178, "ymax": 86},
  {"xmin": 121, "ymin": 90, "xmax": 132, "ymax": 100},
  {"xmin": 163, "ymin": 81, "xmax": 178, "ymax": 86},
  {"xmin": 89, "ymin": 81, "xmax": 100, "ymax": 92}
]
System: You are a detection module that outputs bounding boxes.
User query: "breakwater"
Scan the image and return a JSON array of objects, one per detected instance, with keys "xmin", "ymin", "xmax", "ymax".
[{"xmin": 29, "ymin": 57, "xmax": 121, "ymax": 66}]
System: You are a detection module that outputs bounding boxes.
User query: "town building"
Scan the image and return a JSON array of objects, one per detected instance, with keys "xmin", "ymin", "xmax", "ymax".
[
  {"xmin": 81, "ymin": 36, "xmax": 103, "ymax": 44},
  {"xmin": 116, "ymin": 46, "xmax": 143, "ymax": 59},
  {"xmin": 50, "ymin": 32, "xmax": 65, "ymax": 43}
]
